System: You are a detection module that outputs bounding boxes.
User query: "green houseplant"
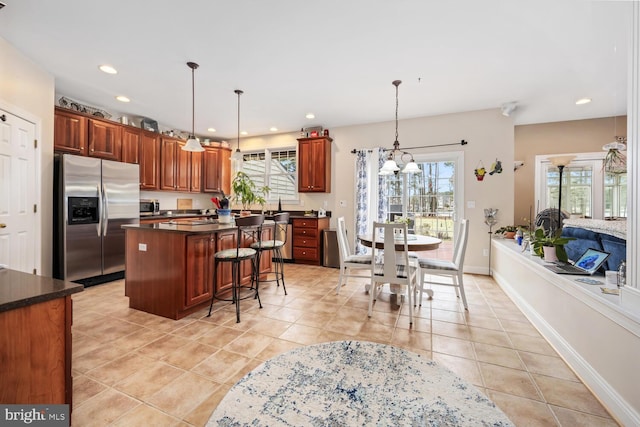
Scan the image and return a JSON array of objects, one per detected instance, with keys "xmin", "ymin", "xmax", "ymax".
[
  {"xmin": 494, "ymin": 225, "xmax": 518, "ymax": 239},
  {"xmin": 530, "ymin": 228, "xmax": 575, "ymax": 262},
  {"xmin": 231, "ymin": 171, "xmax": 271, "ymax": 213}
]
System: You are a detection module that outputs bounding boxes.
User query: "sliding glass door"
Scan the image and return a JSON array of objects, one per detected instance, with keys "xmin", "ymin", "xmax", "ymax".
[{"xmin": 380, "ymin": 152, "xmax": 464, "ymax": 244}]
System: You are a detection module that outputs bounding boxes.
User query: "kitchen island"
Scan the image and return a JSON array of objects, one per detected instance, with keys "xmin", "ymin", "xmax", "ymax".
[
  {"xmin": 123, "ymin": 219, "xmax": 272, "ymax": 320},
  {"xmin": 0, "ymin": 268, "xmax": 83, "ymax": 405}
]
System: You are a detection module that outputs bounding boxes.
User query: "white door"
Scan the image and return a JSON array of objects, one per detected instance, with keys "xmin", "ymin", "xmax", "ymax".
[{"xmin": 0, "ymin": 110, "xmax": 36, "ymax": 272}]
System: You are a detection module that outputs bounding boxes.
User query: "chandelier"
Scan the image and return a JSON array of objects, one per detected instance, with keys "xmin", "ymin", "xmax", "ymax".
[
  {"xmin": 602, "ymin": 136, "xmax": 627, "ymax": 174},
  {"xmin": 379, "ymin": 80, "xmax": 420, "ymax": 175}
]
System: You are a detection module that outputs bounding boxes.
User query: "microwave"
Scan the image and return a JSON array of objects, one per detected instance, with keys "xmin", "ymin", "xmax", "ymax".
[{"xmin": 140, "ymin": 199, "xmax": 160, "ymax": 216}]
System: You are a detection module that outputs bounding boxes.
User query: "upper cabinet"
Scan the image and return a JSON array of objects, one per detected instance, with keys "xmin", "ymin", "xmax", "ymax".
[
  {"xmin": 55, "ymin": 107, "xmax": 122, "ymax": 160},
  {"xmin": 298, "ymin": 136, "xmax": 332, "ymax": 192},
  {"xmin": 54, "ymin": 108, "xmax": 87, "ymax": 155},
  {"xmin": 139, "ymin": 131, "xmax": 160, "ymax": 190},
  {"xmin": 202, "ymin": 147, "xmax": 231, "ymax": 194},
  {"xmin": 121, "ymin": 127, "xmax": 141, "ymax": 164},
  {"xmin": 88, "ymin": 119, "xmax": 121, "ymax": 161},
  {"xmin": 160, "ymin": 137, "xmax": 208, "ymax": 192}
]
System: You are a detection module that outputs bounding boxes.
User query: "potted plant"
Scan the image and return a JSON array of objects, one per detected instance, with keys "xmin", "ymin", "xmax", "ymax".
[
  {"xmin": 530, "ymin": 228, "xmax": 575, "ymax": 262},
  {"xmin": 231, "ymin": 171, "xmax": 271, "ymax": 215},
  {"xmin": 494, "ymin": 225, "xmax": 518, "ymax": 239}
]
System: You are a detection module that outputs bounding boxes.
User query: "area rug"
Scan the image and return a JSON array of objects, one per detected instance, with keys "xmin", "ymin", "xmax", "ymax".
[{"xmin": 208, "ymin": 340, "xmax": 514, "ymax": 426}]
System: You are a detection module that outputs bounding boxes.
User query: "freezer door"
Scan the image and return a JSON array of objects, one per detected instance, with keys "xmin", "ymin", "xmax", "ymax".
[
  {"xmin": 102, "ymin": 159, "xmax": 140, "ymax": 275},
  {"xmin": 63, "ymin": 155, "xmax": 103, "ymax": 281}
]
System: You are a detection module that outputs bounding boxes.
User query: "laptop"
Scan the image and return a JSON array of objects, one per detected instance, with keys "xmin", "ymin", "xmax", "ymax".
[{"xmin": 544, "ymin": 248, "xmax": 610, "ymax": 275}]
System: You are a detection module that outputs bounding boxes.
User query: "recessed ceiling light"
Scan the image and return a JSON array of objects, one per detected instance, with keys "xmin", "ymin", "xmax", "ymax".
[
  {"xmin": 207, "ymin": 128, "xmax": 216, "ymax": 133},
  {"xmin": 99, "ymin": 65, "xmax": 118, "ymax": 74},
  {"xmin": 575, "ymin": 98, "xmax": 592, "ymax": 105},
  {"xmin": 240, "ymin": 131, "xmax": 248, "ymax": 136},
  {"xmin": 115, "ymin": 95, "xmax": 130, "ymax": 103},
  {"xmin": 269, "ymin": 127, "xmax": 278, "ymax": 132},
  {"xmin": 305, "ymin": 113, "xmax": 315, "ymax": 119}
]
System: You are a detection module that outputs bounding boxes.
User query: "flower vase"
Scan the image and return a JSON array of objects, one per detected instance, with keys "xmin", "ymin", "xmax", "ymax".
[{"xmin": 543, "ymin": 246, "xmax": 558, "ymax": 262}]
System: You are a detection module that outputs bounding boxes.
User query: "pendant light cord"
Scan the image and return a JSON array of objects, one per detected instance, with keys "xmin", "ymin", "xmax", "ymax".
[
  {"xmin": 187, "ymin": 62, "xmax": 199, "ymax": 138},
  {"xmin": 235, "ymin": 89, "xmax": 243, "ymax": 152},
  {"xmin": 394, "ymin": 80, "xmax": 400, "ymax": 144}
]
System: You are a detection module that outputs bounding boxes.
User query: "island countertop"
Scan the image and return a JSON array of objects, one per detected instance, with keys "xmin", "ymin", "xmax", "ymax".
[
  {"xmin": 124, "ymin": 219, "xmax": 276, "ymax": 234},
  {"xmin": 0, "ymin": 268, "xmax": 83, "ymax": 313}
]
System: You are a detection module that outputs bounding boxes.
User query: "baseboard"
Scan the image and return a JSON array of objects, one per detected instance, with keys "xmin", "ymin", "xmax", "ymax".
[{"xmin": 493, "ymin": 270, "xmax": 640, "ymax": 427}]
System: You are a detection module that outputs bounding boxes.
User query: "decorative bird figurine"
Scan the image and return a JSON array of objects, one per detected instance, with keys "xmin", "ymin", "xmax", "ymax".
[{"xmin": 489, "ymin": 159, "xmax": 503, "ymax": 175}]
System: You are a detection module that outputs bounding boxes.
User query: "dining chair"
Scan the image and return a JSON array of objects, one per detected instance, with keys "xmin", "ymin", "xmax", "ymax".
[
  {"xmin": 335, "ymin": 216, "xmax": 372, "ymax": 294},
  {"xmin": 416, "ymin": 218, "xmax": 470, "ymax": 309},
  {"xmin": 208, "ymin": 214, "xmax": 265, "ymax": 323},
  {"xmin": 368, "ymin": 221, "xmax": 418, "ymax": 324},
  {"xmin": 250, "ymin": 212, "xmax": 290, "ymax": 295}
]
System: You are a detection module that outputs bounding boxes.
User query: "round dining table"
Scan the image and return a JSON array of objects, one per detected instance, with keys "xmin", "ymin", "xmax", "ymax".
[{"xmin": 358, "ymin": 233, "xmax": 442, "ymax": 251}]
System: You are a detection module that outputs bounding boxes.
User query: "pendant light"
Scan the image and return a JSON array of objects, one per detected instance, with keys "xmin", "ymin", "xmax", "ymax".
[
  {"xmin": 379, "ymin": 80, "xmax": 420, "ymax": 175},
  {"xmin": 231, "ymin": 89, "xmax": 244, "ymax": 164},
  {"xmin": 182, "ymin": 61, "xmax": 205, "ymax": 152}
]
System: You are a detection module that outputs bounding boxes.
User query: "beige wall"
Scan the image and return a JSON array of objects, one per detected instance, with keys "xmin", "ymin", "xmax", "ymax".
[
  {"xmin": 514, "ymin": 116, "xmax": 627, "ymax": 226},
  {"xmin": 0, "ymin": 37, "xmax": 55, "ymax": 276},
  {"xmin": 242, "ymin": 109, "xmax": 515, "ymax": 274}
]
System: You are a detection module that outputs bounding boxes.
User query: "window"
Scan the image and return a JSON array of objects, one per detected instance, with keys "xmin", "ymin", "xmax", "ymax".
[
  {"xmin": 242, "ymin": 148, "xmax": 297, "ymax": 202},
  {"xmin": 535, "ymin": 153, "xmax": 627, "ymax": 219},
  {"xmin": 380, "ymin": 152, "xmax": 464, "ymax": 242}
]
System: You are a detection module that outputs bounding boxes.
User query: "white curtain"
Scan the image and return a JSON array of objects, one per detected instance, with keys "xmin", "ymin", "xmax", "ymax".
[{"xmin": 354, "ymin": 148, "xmax": 387, "ymax": 254}]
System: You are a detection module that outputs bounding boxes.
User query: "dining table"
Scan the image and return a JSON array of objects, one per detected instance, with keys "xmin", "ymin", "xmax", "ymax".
[{"xmin": 358, "ymin": 233, "xmax": 442, "ymax": 308}]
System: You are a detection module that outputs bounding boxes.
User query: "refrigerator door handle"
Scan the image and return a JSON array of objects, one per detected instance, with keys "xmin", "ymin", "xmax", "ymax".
[
  {"xmin": 102, "ymin": 183, "xmax": 109, "ymax": 236},
  {"xmin": 96, "ymin": 184, "xmax": 103, "ymax": 237}
]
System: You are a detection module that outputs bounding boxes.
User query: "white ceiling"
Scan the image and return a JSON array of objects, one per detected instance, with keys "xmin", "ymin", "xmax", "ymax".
[{"xmin": 0, "ymin": 0, "xmax": 632, "ymax": 140}]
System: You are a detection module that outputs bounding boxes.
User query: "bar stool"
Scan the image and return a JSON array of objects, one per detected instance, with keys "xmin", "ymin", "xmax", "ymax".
[
  {"xmin": 250, "ymin": 212, "xmax": 289, "ymax": 295},
  {"xmin": 208, "ymin": 214, "xmax": 265, "ymax": 323}
]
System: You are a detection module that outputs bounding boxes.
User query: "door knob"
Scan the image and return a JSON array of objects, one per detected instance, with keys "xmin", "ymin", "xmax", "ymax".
[{"xmin": 0, "ymin": 223, "xmax": 6, "ymax": 228}]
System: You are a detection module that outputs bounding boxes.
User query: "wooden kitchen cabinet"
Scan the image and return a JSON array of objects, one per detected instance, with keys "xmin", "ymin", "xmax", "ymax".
[
  {"xmin": 140, "ymin": 131, "xmax": 160, "ymax": 190},
  {"xmin": 185, "ymin": 234, "xmax": 214, "ymax": 309},
  {"xmin": 88, "ymin": 118, "xmax": 122, "ymax": 161},
  {"xmin": 203, "ymin": 147, "xmax": 231, "ymax": 194},
  {"xmin": 121, "ymin": 127, "xmax": 140, "ymax": 164},
  {"xmin": 215, "ymin": 230, "xmax": 237, "ymax": 295},
  {"xmin": 160, "ymin": 137, "xmax": 192, "ymax": 191},
  {"xmin": 54, "ymin": 108, "xmax": 87, "ymax": 155},
  {"xmin": 298, "ymin": 136, "xmax": 332, "ymax": 192},
  {"xmin": 292, "ymin": 217, "xmax": 330, "ymax": 265}
]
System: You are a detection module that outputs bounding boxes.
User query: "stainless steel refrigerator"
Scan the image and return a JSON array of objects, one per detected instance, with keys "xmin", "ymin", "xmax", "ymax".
[{"xmin": 53, "ymin": 154, "xmax": 139, "ymax": 283}]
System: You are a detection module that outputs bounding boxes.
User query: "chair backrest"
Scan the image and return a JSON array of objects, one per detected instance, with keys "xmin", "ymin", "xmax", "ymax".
[
  {"xmin": 234, "ymin": 214, "xmax": 265, "ymax": 251},
  {"xmin": 337, "ymin": 217, "xmax": 352, "ymax": 264},
  {"xmin": 452, "ymin": 219, "xmax": 470, "ymax": 268},
  {"xmin": 272, "ymin": 212, "xmax": 290, "ymax": 243},
  {"xmin": 371, "ymin": 221, "xmax": 412, "ymax": 281}
]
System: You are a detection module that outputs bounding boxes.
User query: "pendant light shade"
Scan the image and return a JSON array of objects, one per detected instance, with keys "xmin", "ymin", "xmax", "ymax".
[
  {"xmin": 231, "ymin": 89, "xmax": 244, "ymax": 164},
  {"xmin": 182, "ymin": 61, "xmax": 204, "ymax": 152},
  {"xmin": 379, "ymin": 80, "xmax": 420, "ymax": 175}
]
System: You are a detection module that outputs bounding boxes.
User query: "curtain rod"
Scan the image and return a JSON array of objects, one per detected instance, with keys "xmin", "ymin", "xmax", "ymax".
[{"xmin": 350, "ymin": 139, "xmax": 468, "ymax": 154}]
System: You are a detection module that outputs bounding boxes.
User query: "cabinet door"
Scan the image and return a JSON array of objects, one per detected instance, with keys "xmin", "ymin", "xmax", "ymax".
[
  {"xmin": 160, "ymin": 138, "xmax": 178, "ymax": 190},
  {"xmin": 121, "ymin": 127, "xmax": 140, "ymax": 164},
  {"xmin": 297, "ymin": 140, "xmax": 314, "ymax": 192},
  {"xmin": 185, "ymin": 234, "xmax": 214, "ymax": 309},
  {"xmin": 140, "ymin": 132, "xmax": 160, "ymax": 190},
  {"xmin": 215, "ymin": 231, "xmax": 237, "ymax": 295},
  {"xmin": 202, "ymin": 148, "xmax": 221, "ymax": 193},
  {"xmin": 176, "ymin": 141, "xmax": 191, "ymax": 192},
  {"xmin": 219, "ymin": 148, "xmax": 231, "ymax": 195},
  {"xmin": 54, "ymin": 109, "xmax": 87, "ymax": 155},
  {"xmin": 191, "ymin": 151, "xmax": 202, "ymax": 193},
  {"xmin": 298, "ymin": 137, "xmax": 331, "ymax": 192},
  {"xmin": 88, "ymin": 119, "xmax": 122, "ymax": 161}
]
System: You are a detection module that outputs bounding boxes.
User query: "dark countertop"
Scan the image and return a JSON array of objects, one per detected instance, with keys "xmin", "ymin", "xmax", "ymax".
[
  {"xmin": 124, "ymin": 219, "xmax": 276, "ymax": 234},
  {"xmin": 0, "ymin": 268, "xmax": 84, "ymax": 313},
  {"xmin": 140, "ymin": 210, "xmax": 331, "ymax": 221}
]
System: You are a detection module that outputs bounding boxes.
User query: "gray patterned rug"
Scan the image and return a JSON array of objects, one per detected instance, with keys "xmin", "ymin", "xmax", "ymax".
[{"xmin": 208, "ymin": 340, "xmax": 514, "ymax": 426}]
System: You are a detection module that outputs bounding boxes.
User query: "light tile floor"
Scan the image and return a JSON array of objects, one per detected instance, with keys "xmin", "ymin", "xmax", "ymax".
[{"xmin": 71, "ymin": 264, "xmax": 619, "ymax": 426}]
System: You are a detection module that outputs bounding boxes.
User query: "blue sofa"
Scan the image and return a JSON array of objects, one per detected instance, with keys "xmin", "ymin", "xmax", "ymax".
[{"xmin": 561, "ymin": 226, "xmax": 626, "ymax": 272}]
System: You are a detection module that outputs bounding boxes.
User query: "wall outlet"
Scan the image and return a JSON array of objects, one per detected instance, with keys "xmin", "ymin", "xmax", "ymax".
[
  {"xmin": 300, "ymin": 199, "xmax": 304, "ymax": 206},
  {"xmin": 139, "ymin": 243, "xmax": 147, "ymax": 252},
  {"xmin": 467, "ymin": 200, "xmax": 476, "ymax": 209},
  {"xmin": 339, "ymin": 200, "xmax": 347, "ymax": 208},
  {"xmin": 323, "ymin": 200, "xmax": 328, "ymax": 208},
  {"xmin": 483, "ymin": 249, "xmax": 489, "ymax": 257}
]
